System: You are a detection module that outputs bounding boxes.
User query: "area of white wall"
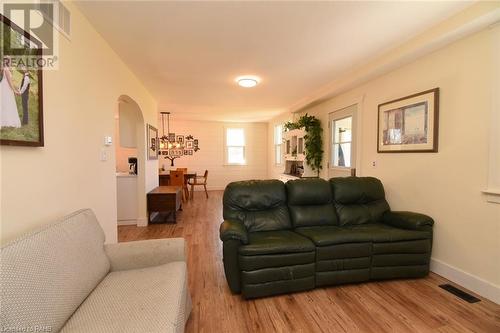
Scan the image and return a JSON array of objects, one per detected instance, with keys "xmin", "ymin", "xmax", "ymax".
[
  {"xmin": 158, "ymin": 119, "xmax": 268, "ymax": 190},
  {"xmin": 0, "ymin": 3, "xmax": 158, "ymax": 244},
  {"xmin": 278, "ymin": 26, "xmax": 500, "ymax": 301}
]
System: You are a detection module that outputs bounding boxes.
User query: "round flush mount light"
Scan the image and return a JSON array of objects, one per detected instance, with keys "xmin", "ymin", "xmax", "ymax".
[{"xmin": 236, "ymin": 76, "xmax": 260, "ymax": 88}]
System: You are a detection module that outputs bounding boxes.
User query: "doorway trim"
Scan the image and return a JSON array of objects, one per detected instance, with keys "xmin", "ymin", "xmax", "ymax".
[{"xmin": 327, "ymin": 95, "xmax": 365, "ymax": 177}]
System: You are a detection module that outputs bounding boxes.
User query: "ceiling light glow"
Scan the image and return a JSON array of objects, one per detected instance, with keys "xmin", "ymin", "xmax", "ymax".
[{"xmin": 236, "ymin": 76, "xmax": 260, "ymax": 88}]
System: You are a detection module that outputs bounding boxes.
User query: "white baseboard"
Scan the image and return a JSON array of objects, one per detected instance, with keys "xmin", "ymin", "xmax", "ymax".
[
  {"xmin": 117, "ymin": 219, "xmax": 137, "ymax": 226},
  {"xmin": 137, "ymin": 217, "xmax": 148, "ymax": 227},
  {"xmin": 430, "ymin": 258, "xmax": 500, "ymax": 304}
]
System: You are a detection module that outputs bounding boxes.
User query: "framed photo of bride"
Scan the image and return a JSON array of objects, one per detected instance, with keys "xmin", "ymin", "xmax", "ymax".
[{"xmin": 0, "ymin": 14, "xmax": 44, "ymax": 147}]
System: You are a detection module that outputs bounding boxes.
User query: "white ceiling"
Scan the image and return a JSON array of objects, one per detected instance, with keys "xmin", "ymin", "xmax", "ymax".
[{"xmin": 76, "ymin": 1, "xmax": 471, "ymax": 122}]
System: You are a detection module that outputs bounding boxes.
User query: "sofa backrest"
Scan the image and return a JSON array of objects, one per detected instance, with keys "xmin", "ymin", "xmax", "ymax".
[
  {"xmin": 223, "ymin": 180, "xmax": 292, "ymax": 232},
  {"xmin": 0, "ymin": 209, "xmax": 110, "ymax": 332},
  {"xmin": 286, "ymin": 178, "xmax": 338, "ymax": 227},
  {"xmin": 330, "ymin": 177, "xmax": 390, "ymax": 226}
]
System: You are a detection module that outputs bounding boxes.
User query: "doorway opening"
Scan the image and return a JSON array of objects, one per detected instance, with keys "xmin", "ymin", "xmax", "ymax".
[{"xmin": 115, "ymin": 95, "xmax": 147, "ymax": 228}]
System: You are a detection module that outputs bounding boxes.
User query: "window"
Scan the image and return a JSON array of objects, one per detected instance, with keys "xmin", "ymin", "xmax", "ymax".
[
  {"xmin": 274, "ymin": 124, "xmax": 283, "ymax": 165},
  {"xmin": 225, "ymin": 128, "xmax": 245, "ymax": 165},
  {"xmin": 331, "ymin": 116, "xmax": 352, "ymax": 168}
]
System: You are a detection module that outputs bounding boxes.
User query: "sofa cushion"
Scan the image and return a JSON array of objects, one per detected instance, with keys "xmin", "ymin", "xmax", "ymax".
[
  {"xmin": 239, "ymin": 252, "xmax": 316, "ymax": 271},
  {"xmin": 330, "ymin": 177, "xmax": 390, "ymax": 225},
  {"xmin": 239, "ymin": 230, "xmax": 315, "ymax": 256},
  {"xmin": 223, "ymin": 180, "xmax": 291, "ymax": 232},
  {"xmin": 296, "ymin": 223, "xmax": 431, "ymax": 247},
  {"xmin": 61, "ymin": 261, "xmax": 191, "ymax": 333},
  {"xmin": 0, "ymin": 209, "xmax": 110, "ymax": 333},
  {"xmin": 286, "ymin": 178, "xmax": 338, "ymax": 227}
]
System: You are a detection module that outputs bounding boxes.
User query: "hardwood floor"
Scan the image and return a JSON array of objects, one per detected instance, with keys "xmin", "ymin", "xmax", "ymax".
[{"xmin": 118, "ymin": 191, "xmax": 500, "ymax": 333}]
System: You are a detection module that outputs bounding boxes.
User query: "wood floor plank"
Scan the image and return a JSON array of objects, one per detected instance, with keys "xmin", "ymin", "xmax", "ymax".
[{"xmin": 118, "ymin": 190, "xmax": 500, "ymax": 333}]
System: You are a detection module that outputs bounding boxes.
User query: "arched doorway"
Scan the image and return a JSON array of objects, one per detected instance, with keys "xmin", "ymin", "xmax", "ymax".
[{"xmin": 115, "ymin": 95, "xmax": 148, "ymax": 228}]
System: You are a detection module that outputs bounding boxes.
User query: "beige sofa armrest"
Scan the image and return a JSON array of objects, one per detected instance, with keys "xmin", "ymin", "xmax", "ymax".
[{"xmin": 105, "ymin": 238, "xmax": 186, "ymax": 271}]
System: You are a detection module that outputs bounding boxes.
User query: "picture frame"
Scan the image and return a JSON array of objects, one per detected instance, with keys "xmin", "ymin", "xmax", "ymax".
[
  {"xmin": 186, "ymin": 140, "xmax": 194, "ymax": 149},
  {"xmin": 168, "ymin": 133, "xmax": 176, "ymax": 142},
  {"xmin": 176, "ymin": 135, "xmax": 184, "ymax": 144},
  {"xmin": 0, "ymin": 14, "xmax": 44, "ymax": 147},
  {"xmin": 147, "ymin": 124, "xmax": 158, "ymax": 160},
  {"xmin": 377, "ymin": 88, "xmax": 439, "ymax": 153}
]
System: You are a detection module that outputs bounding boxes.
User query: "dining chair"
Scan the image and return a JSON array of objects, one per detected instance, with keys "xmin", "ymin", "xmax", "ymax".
[
  {"xmin": 169, "ymin": 170, "xmax": 186, "ymax": 201},
  {"xmin": 176, "ymin": 168, "xmax": 190, "ymax": 199},
  {"xmin": 188, "ymin": 170, "xmax": 209, "ymax": 200}
]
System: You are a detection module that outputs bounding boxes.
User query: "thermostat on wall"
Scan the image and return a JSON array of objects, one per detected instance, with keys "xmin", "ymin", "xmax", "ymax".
[{"xmin": 104, "ymin": 136, "xmax": 113, "ymax": 146}]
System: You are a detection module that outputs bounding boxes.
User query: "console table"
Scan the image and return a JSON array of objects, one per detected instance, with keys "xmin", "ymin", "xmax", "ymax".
[{"xmin": 147, "ymin": 186, "xmax": 182, "ymax": 223}]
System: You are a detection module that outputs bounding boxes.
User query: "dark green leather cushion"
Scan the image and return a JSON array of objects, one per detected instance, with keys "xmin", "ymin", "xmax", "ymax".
[
  {"xmin": 330, "ymin": 177, "xmax": 390, "ymax": 225},
  {"xmin": 296, "ymin": 223, "xmax": 431, "ymax": 246},
  {"xmin": 286, "ymin": 178, "xmax": 338, "ymax": 227},
  {"xmin": 239, "ymin": 230, "xmax": 315, "ymax": 255},
  {"xmin": 223, "ymin": 180, "xmax": 291, "ymax": 232}
]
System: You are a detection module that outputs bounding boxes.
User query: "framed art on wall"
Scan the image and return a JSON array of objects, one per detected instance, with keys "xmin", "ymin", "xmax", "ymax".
[
  {"xmin": 377, "ymin": 88, "xmax": 439, "ymax": 153},
  {"xmin": 147, "ymin": 124, "xmax": 158, "ymax": 160},
  {"xmin": 0, "ymin": 14, "xmax": 44, "ymax": 147}
]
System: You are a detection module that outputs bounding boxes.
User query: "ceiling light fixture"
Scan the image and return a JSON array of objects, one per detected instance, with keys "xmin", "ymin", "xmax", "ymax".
[{"xmin": 236, "ymin": 76, "xmax": 260, "ymax": 88}]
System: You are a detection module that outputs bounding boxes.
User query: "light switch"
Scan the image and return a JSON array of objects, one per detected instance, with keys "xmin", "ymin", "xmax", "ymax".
[{"xmin": 100, "ymin": 148, "xmax": 108, "ymax": 161}]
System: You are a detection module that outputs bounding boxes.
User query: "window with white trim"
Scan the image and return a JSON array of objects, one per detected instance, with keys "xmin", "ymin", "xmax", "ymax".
[
  {"xmin": 274, "ymin": 124, "xmax": 283, "ymax": 165},
  {"xmin": 225, "ymin": 128, "xmax": 246, "ymax": 165}
]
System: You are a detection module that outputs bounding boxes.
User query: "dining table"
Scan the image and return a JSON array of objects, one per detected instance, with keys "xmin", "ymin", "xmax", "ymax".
[{"xmin": 159, "ymin": 170, "xmax": 197, "ymax": 186}]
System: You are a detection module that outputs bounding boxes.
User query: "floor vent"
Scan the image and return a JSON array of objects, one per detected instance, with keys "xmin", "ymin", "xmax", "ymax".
[{"xmin": 439, "ymin": 284, "xmax": 481, "ymax": 303}]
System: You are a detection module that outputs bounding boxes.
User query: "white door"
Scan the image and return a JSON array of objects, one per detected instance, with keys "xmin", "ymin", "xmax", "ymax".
[{"xmin": 328, "ymin": 104, "xmax": 358, "ymax": 178}]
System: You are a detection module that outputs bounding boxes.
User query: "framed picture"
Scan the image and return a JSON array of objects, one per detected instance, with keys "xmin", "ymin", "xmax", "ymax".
[
  {"xmin": 184, "ymin": 150, "xmax": 189, "ymax": 155},
  {"xmin": 162, "ymin": 150, "xmax": 168, "ymax": 156},
  {"xmin": 147, "ymin": 124, "xmax": 158, "ymax": 160},
  {"xmin": 176, "ymin": 135, "xmax": 184, "ymax": 144},
  {"xmin": 188, "ymin": 150, "xmax": 193, "ymax": 155},
  {"xmin": 168, "ymin": 133, "xmax": 176, "ymax": 142},
  {"xmin": 186, "ymin": 140, "xmax": 193, "ymax": 149},
  {"xmin": 377, "ymin": 88, "xmax": 439, "ymax": 153},
  {"xmin": 0, "ymin": 14, "xmax": 44, "ymax": 147}
]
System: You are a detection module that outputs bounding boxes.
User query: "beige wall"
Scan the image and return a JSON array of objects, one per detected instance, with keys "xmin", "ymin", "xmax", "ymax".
[
  {"xmin": 0, "ymin": 3, "xmax": 158, "ymax": 243},
  {"xmin": 159, "ymin": 119, "xmax": 268, "ymax": 190},
  {"xmin": 278, "ymin": 27, "xmax": 500, "ymax": 292}
]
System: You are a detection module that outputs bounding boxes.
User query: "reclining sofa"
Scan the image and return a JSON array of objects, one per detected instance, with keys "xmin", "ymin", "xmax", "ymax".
[{"xmin": 219, "ymin": 177, "xmax": 434, "ymax": 299}]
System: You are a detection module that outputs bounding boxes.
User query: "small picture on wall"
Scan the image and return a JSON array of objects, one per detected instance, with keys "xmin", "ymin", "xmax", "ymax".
[
  {"xmin": 188, "ymin": 150, "xmax": 193, "ymax": 155},
  {"xmin": 186, "ymin": 141, "xmax": 193, "ymax": 149},
  {"xmin": 184, "ymin": 150, "xmax": 189, "ymax": 155},
  {"xmin": 176, "ymin": 135, "xmax": 184, "ymax": 144},
  {"xmin": 147, "ymin": 124, "xmax": 158, "ymax": 160},
  {"xmin": 168, "ymin": 133, "xmax": 176, "ymax": 142},
  {"xmin": 378, "ymin": 88, "xmax": 439, "ymax": 153},
  {"xmin": 162, "ymin": 150, "xmax": 168, "ymax": 156}
]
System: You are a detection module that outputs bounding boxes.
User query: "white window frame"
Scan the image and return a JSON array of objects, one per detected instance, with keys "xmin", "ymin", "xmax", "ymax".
[
  {"xmin": 224, "ymin": 127, "xmax": 246, "ymax": 165},
  {"xmin": 274, "ymin": 124, "xmax": 283, "ymax": 165}
]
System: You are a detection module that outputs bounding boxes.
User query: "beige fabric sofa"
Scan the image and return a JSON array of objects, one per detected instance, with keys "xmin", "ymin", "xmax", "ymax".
[{"xmin": 0, "ymin": 209, "xmax": 192, "ymax": 333}]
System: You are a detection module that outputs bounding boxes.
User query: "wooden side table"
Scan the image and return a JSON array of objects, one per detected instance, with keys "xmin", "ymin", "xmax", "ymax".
[{"xmin": 147, "ymin": 186, "xmax": 182, "ymax": 223}]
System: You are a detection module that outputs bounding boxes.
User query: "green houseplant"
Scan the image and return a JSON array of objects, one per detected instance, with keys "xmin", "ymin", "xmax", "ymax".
[{"xmin": 284, "ymin": 114, "xmax": 323, "ymax": 174}]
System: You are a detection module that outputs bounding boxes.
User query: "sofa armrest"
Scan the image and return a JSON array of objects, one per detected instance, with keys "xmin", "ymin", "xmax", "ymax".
[
  {"xmin": 219, "ymin": 220, "xmax": 248, "ymax": 244},
  {"xmin": 105, "ymin": 238, "xmax": 185, "ymax": 272},
  {"xmin": 382, "ymin": 211, "xmax": 434, "ymax": 231}
]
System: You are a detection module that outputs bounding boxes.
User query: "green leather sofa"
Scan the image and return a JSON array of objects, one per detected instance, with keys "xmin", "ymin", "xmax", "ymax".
[{"xmin": 220, "ymin": 177, "xmax": 434, "ymax": 299}]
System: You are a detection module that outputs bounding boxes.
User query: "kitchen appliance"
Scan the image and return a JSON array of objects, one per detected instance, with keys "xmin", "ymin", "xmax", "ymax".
[{"xmin": 128, "ymin": 157, "xmax": 137, "ymax": 175}]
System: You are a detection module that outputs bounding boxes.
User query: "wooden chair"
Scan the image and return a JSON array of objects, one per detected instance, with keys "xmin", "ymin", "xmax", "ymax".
[
  {"xmin": 176, "ymin": 168, "xmax": 190, "ymax": 199},
  {"xmin": 169, "ymin": 170, "xmax": 186, "ymax": 201},
  {"xmin": 188, "ymin": 170, "xmax": 209, "ymax": 200}
]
